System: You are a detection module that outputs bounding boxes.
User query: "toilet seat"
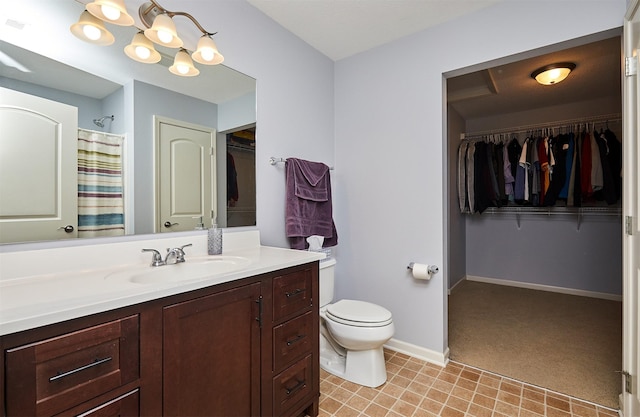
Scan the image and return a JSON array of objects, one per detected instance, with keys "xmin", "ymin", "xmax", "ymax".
[{"xmin": 326, "ymin": 299, "xmax": 393, "ymax": 327}]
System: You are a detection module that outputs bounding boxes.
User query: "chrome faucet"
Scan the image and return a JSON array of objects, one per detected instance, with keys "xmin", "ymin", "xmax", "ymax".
[
  {"xmin": 142, "ymin": 248, "xmax": 165, "ymax": 267},
  {"xmin": 142, "ymin": 243, "xmax": 192, "ymax": 267},
  {"xmin": 164, "ymin": 243, "xmax": 193, "ymax": 265}
]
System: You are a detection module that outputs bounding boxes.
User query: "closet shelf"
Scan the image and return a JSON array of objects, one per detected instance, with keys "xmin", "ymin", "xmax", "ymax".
[
  {"xmin": 464, "ymin": 206, "xmax": 621, "ymax": 215},
  {"xmin": 463, "ymin": 206, "xmax": 622, "ymax": 230}
]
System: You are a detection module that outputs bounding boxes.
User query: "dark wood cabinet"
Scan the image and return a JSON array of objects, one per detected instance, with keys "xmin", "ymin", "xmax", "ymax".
[
  {"xmin": 4, "ymin": 316, "xmax": 139, "ymax": 417},
  {"xmin": 1, "ymin": 262, "xmax": 319, "ymax": 417},
  {"xmin": 269, "ymin": 266, "xmax": 319, "ymax": 417},
  {"xmin": 163, "ymin": 282, "xmax": 262, "ymax": 417}
]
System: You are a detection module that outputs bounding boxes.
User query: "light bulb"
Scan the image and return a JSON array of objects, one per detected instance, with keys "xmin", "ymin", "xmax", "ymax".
[
  {"xmin": 135, "ymin": 46, "xmax": 151, "ymax": 60},
  {"xmin": 200, "ymin": 48, "xmax": 215, "ymax": 62},
  {"xmin": 83, "ymin": 24, "xmax": 102, "ymax": 41},
  {"xmin": 177, "ymin": 64, "xmax": 189, "ymax": 75},
  {"xmin": 157, "ymin": 30, "xmax": 173, "ymax": 44},
  {"xmin": 547, "ymin": 68, "xmax": 561, "ymax": 81},
  {"xmin": 101, "ymin": 4, "xmax": 121, "ymax": 21}
]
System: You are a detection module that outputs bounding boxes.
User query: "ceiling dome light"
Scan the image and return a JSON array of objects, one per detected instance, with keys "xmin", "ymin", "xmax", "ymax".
[
  {"xmin": 86, "ymin": 0, "xmax": 134, "ymax": 26},
  {"xmin": 169, "ymin": 49, "xmax": 199, "ymax": 76},
  {"xmin": 531, "ymin": 63, "xmax": 576, "ymax": 85},
  {"xmin": 144, "ymin": 13, "xmax": 183, "ymax": 48},
  {"xmin": 192, "ymin": 35, "xmax": 224, "ymax": 65},
  {"xmin": 70, "ymin": 10, "xmax": 115, "ymax": 45},
  {"xmin": 124, "ymin": 31, "xmax": 161, "ymax": 63}
]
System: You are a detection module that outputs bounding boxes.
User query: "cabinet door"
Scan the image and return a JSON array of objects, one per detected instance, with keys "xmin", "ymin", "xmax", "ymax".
[{"xmin": 163, "ymin": 283, "xmax": 261, "ymax": 417}]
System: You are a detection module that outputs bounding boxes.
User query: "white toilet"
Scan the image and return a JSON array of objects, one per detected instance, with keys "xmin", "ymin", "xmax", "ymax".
[{"xmin": 319, "ymin": 258, "xmax": 395, "ymax": 387}]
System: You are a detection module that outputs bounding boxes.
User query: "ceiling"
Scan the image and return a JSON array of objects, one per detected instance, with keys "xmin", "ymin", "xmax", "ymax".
[
  {"xmin": 247, "ymin": 0, "xmax": 502, "ymax": 61},
  {"xmin": 247, "ymin": 1, "xmax": 621, "ymax": 121},
  {"xmin": 448, "ymin": 35, "xmax": 622, "ymax": 120}
]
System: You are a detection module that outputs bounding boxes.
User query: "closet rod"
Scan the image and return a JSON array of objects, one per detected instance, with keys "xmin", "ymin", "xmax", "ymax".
[
  {"xmin": 228, "ymin": 143, "xmax": 255, "ymax": 152},
  {"xmin": 462, "ymin": 113, "xmax": 621, "ymax": 139},
  {"xmin": 269, "ymin": 157, "xmax": 334, "ymax": 170}
]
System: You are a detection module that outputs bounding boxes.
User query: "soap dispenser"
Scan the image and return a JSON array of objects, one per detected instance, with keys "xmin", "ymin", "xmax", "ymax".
[
  {"xmin": 208, "ymin": 218, "xmax": 222, "ymax": 255},
  {"xmin": 193, "ymin": 216, "xmax": 205, "ymax": 230}
]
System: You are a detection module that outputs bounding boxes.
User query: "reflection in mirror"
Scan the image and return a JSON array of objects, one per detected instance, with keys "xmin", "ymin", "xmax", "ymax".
[{"xmin": 0, "ymin": 1, "xmax": 256, "ymax": 245}]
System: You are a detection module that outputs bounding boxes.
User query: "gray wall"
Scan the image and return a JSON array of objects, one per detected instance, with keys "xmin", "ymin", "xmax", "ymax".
[
  {"xmin": 0, "ymin": 77, "xmax": 105, "ymax": 130},
  {"xmin": 334, "ymin": 0, "xmax": 626, "ymax": 354},
  {"xmin": 466, "ymin": 215, "xmax": 622, "ymax": 294}
]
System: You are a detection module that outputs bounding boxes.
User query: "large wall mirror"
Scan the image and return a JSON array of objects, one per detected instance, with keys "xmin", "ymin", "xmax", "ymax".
[{"xmin": 0, "ymin": 0, "xmax": 257, "ymax": 245}]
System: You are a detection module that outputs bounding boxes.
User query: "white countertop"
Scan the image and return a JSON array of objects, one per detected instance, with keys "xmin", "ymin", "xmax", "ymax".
[{"xmin": 0, "ymin": 231, "xmax": 325, "ymax": 336}]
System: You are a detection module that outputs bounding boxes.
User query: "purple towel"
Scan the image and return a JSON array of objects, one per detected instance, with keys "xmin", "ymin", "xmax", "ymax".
[{"xmin": 285, "ymin": 158, "xmax": 338, "ymax": 250}]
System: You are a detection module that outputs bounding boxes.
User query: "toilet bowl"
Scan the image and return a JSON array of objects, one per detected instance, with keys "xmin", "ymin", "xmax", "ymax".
[{"xmin": 319, "ymin": 259, "xmax": 395, "ymax": 387}]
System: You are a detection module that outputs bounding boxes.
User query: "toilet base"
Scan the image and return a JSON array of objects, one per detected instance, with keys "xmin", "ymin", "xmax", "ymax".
[{"xmin": 320, "ymin": 334, "xmax": 388, "ymax": 388}]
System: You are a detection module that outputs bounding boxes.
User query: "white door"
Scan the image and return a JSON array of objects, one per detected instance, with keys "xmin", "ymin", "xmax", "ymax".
[
  {"xmin": 155, "ymin": 116, "xmax": 216, "ymax": 233},
  {"xmin": 623, "ymin": 0, "xmax": 640, "ymax": 415},
  {"xmin": 0, "ymin": 87, "xmax": 78, "ymax": 243}
]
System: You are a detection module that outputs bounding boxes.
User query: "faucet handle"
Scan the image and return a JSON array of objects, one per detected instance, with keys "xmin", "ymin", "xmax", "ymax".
[
  {"xmin": 142, "ymin": 248, "xmax": 166, "ymax": 267},
  {"xmin": 174, "ymin": 243, "xmax": 193, "ymax": 263}
]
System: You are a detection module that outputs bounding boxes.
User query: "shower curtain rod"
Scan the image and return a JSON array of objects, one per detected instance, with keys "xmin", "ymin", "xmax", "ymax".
[
  {"xmin": 269, "ymin": 157, "xmax": 334, "ymax": 170},
  {"xmin": 462, "ymin": 113, "xmax": 622, "ymax": 139}
]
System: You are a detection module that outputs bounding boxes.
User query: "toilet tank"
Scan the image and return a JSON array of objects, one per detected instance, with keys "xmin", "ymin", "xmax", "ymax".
[{"xmin": 319, "ymin": 258, "xmax": 336, "ymax": 307}]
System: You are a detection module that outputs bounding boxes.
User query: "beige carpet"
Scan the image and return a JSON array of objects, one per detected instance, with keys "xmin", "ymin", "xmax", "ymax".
[{"xmin": 448, "ymin": 280, "xmax": 622, "ymax": 409}]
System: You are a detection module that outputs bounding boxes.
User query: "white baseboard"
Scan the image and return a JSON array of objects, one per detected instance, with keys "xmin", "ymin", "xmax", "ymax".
[
  {"xmin": 448, "ymin": 276, "xmax": 466, "ymax": 295},
  {"xmin": 465, "ymin": 275, "xmax": 622, "ymax": 302},
  {"xmin": 384, "ymin": 338, "xmax": 449, "ymax": 367}
]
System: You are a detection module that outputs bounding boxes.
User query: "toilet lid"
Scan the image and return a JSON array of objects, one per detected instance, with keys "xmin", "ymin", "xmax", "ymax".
[{"xmin": 326, "ymin": 299, "xmax": 393, "ymax": 327}]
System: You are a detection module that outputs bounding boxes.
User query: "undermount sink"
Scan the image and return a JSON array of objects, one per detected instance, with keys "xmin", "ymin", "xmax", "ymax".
[{"xmin": 105, "ymin": 256, "xmax": 252, "ymax": 285}]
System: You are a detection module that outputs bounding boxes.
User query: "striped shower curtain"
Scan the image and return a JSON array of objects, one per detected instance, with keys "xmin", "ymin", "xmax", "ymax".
[{"xmin": 77, "ymin": 129, "xmax": 125, "ymax": 237}]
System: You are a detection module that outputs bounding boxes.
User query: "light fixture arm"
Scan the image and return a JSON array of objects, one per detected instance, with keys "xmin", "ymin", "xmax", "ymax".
[{"xmin": 139, "ymin": 0, "xmax": 216, "ymax": 37}]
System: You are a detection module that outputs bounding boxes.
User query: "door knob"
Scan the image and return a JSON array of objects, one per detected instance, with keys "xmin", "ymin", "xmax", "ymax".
[
  {"xmin": 58, "ymin": 225, "xmax": 74, "ymax": 233},
  {"xmin": 164, "ymin": 221, "xmax": 179, "ymax": 228}
]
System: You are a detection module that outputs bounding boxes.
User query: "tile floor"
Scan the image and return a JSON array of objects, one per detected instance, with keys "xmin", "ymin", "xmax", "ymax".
[{"xmin": 318, "ymin": 350, "xmax": 619, "ymax": 417}]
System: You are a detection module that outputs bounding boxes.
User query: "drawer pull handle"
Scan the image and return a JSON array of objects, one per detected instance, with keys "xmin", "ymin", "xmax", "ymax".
[
  {"xmin": 285, "ymin": 379, "xmax": 306, "ymax": 395},
  {"xmin": 285, "ymin": 288, "xmax": 305, "ymax": 298},
  {"xmin": 286, "ymin": 334, "xmax": 306, "ymax": 346},
  {"xmin": 49, "ymin": 357, "xmax": 112, "ymax": 382}
]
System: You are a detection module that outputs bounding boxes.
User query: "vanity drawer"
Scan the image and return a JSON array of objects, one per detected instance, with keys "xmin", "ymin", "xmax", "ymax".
[
  {"xmin": 273, "ymin": 355, "xmax": 313, "ymax": 416},
  {"xmin": 5, "ymin": 315, "xmax": 139, "ymax": 417},
  {"xmin": 273, "ymin": 311, "xmax": 313, "ymax": 371},
  {"xmin": 273, "ymin": 269, "xmax": 313, "ymax": 321}
]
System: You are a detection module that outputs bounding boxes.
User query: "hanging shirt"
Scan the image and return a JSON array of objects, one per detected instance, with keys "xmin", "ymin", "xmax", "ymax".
[
  {"xmin": 559, "ymin": 133, "xmax": 574, "ymax": 199},
  {"xmin": 466, "ymin": 141, "xmax": 476, "ymax": 213},
  {"xmin": 580, "ymin": 131, "xmax": 593, "ymax": 200},
  {"xmin": 503, "ymin": 145, "xmax": 515, "ymax": 201},
  {"xmin": 590, "ymin": 131, "xmax": 603, "ymax": 192},
  {"xmin": 458, "ymin": 141, "xmax": 469, "ymax": 213}
]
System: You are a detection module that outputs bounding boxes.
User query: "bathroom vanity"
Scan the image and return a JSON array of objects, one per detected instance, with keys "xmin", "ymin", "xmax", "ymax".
[{"xmin": 0, "ymin": 231, "xmax": 323, "ymax": 417}]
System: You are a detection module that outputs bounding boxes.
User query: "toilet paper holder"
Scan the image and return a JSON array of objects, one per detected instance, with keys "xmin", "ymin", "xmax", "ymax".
[{"xmin": 407, "ymin": 262, "xmax": 439, "ymax": 275}]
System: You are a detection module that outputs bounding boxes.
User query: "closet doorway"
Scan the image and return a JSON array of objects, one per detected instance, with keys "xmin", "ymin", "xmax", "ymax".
[{"xmin": 445, "ymin": 30, "xmax": 623, "ymax": 408}]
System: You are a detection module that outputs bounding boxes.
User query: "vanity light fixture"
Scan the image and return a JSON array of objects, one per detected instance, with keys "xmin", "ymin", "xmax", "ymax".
[
  {"xmin": 124, "ymin": 31, "xmax": 161, "ymax": 63},
  {"xmin": 192, "ymin": 35, "xmax": 224, "ymax": 65},
  {"xmin": 86, "ymin": 0, "xmax": 134, "ymax": 26},
  {"xmin": 143, "ymin": 12, "xmax": 183, "ymax": 48},
  {"xmin": 70, "ymin": 10, "xmax": 115, "ymax": 45},
  {"xmin": 169, "ymin": 48, "xmax": 199, "ymax": 77},
  {"xmin": 531, "ymin": 62, "xmax": 576, "ymax": 85},
  {"xmin": 70, "ymin": 0, "xmax": 224, "ymax": 77}
]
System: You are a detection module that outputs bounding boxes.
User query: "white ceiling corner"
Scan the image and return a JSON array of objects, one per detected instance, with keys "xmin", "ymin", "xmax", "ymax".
[{"xmin": 247, "ymin": 0, "xmax": 503, "ymax": 61}]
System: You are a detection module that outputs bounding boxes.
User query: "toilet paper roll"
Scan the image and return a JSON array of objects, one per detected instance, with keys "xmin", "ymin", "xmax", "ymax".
[{"xmin": 411, "ymin": 263, "xmax": 431, "ymax": 280}]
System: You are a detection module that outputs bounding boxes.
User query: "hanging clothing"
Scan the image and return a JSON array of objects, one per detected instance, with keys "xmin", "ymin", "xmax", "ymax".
[
  {"xmin": 456, "ymin": 121, "xmax": 620, "ymax": 214},
  {"xmin": 458, "ymin": 141, "xmax": 469, "ymax": 213},
  {"xmin": 503, "ymin": 145, "xmax": 515, "ymax": 202}
]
